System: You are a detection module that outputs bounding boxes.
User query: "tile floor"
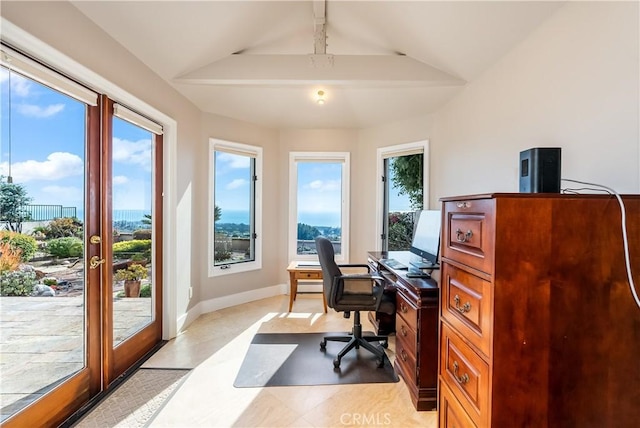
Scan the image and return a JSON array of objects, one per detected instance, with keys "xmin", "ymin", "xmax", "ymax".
[{"xmin": 140, "ymin": 293, "xmax": 438, "ymax": 427}]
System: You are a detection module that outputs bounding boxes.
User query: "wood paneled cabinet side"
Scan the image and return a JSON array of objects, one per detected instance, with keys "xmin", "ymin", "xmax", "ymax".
[{"xmin": 438, "ymin": 193, "xmax": 640, "ymax": 428}]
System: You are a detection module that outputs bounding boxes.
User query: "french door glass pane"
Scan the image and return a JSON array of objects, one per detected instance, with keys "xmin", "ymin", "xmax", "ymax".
[
  {"xmin": 112, "ymin": 117, "xmax": 153, "ymax": 346},
  {"xmin": 296, "ymin": 162, "xmax": 342, "ymax": 256},
  {"xmin": 0, "ymin": 68, "xmax": 86, "ymax": 417}
]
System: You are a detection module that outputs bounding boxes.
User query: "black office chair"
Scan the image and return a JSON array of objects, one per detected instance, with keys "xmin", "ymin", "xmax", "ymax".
[{"xmin": 315, "ymin": 236, "xmax": 394, "ymax": 369}]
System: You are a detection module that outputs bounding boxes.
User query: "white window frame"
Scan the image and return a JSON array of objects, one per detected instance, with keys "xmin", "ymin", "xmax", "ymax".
[
  {"xmin": 288, "ymin": 152, "xmax": 350, "ymax": 263},
  {"xmin": 375, "ymin": 140, "xmax": 429, "ymax": 251},
  {"xmin": 209, "ymin": 138, "xmax": 263, "ymax": 277}
]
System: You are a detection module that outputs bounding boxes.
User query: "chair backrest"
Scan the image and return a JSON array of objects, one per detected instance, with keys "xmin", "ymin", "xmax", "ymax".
[{"xmin": 315, "ymin": 236, "xmax": 341, "ymax": 308}]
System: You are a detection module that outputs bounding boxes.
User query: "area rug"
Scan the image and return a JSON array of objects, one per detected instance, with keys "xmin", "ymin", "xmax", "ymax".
[
  {"xmin": 75, "ymin": 368, "xmax": 190, "ymax": 428},
  {"xmin": 234, "ymin": 332, "xmax": 398, "ymax": 387}
]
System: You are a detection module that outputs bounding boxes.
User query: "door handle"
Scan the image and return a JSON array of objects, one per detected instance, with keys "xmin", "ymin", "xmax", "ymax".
[{"xmin": 89, "ymin": 256, "xmax": 105, "ymax": 269}]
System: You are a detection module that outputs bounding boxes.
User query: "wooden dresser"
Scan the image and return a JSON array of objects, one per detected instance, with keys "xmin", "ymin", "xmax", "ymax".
[
  {"xmin": 368, "ymin": 251, "xmax": 439, "ymax": 411},
  {"xmin": 438, "ymin": 193, "xmax": 640, "ymax": 428}
]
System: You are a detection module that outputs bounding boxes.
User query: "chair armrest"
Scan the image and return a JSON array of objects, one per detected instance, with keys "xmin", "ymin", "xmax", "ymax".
[{"xmin": 338, "ymin": 263, "xmax": 371, "ymax": 272}]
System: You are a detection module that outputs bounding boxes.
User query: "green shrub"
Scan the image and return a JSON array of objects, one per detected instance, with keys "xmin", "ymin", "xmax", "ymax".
[
  {"xmin": 113, "ymin": 239, "xmax": 151, "ymax": 255},
  {"xmin": 46, "ymin": 237, "xmax": 83, "ymax": 258},
  {"xmin": 0, "ymin": 231, "xmax": 38, "ymax": 262},
  {"xmin": 40, "ymin": 217, "xmax": 83, "ymax": 239},
  {"xmin": 215, "ymin": 248, "xmax": 232, "ymax": 262},
  {"xmin": 133, "ymin": 229, "xmax": 152, "ymax": 240},
  {"xmin": 140, "ymin": 284, "xmax": 152, "ymax": 298},
  {"xmin": 0, "ymin": 270, "xmax": 36, "ymax": 296}
]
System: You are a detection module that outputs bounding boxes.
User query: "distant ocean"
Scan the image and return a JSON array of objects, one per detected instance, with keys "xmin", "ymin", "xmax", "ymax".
[
  {"xmin": 76, "ymin": 209, "xmax": 151, "ymax": 223},
  {"xmin": 74, "ymin": 208, "xmax": 340, "ymax": 228},
  {"xmin": 219, "ymin": 209, "xmax": 340, "ymax": 228}
]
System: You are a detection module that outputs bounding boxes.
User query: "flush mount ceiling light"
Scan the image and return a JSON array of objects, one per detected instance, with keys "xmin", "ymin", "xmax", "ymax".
[{"xmin": 316, "ymin": 90, "xmax": 325, "ymax": 104}]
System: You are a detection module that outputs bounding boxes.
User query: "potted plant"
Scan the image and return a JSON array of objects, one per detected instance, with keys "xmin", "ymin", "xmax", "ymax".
[{"xmin": 114, "ymin": 263, "xmax": 148, "ymax": 297}]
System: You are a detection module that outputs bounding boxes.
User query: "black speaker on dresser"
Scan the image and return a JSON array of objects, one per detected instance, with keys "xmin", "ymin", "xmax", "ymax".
[{"xmin": 519, "ymin": 147, "xmax": 561, "ymax": 193}]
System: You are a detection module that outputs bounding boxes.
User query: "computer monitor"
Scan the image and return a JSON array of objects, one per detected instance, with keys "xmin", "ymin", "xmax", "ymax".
[{"xmin": 409, "ymin": 209, "xmax": 441, "ymax": 270}]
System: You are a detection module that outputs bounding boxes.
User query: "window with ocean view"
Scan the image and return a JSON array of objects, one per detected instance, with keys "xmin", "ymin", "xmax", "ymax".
[
  {"xmin": 289, "ymin": 152, "xmax": 350, "ymax": 262},
  {"xmin": 209, "ymin": 139, "xmax": 262, "ymax": 275}
]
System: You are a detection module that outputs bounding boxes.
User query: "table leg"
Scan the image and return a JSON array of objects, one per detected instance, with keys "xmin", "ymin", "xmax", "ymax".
[{"xmin": 288, "ymin": 272, "xmax": 297, "ymax": 312}]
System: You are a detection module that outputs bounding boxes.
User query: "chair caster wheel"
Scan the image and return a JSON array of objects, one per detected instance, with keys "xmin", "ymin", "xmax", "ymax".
[
  {"xmin": 320, "ymin": 341, "xmax": 326, "ymax": 350},
  {"xmin": 376, "ymin": 358, "xmax": 385, "ymax": 368},
  {"xmin": 333, "ymin": 358, "xmax": 341, "ymax": 368}
]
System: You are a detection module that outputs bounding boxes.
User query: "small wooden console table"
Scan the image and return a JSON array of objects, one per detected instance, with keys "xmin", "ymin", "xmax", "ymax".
[{"xmin": 286, "ymin": 261, "xmax": 327, "ymax": 313}]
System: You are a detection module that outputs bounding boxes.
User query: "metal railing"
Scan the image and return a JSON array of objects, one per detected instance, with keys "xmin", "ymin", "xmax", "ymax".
[{"xmin": 21, "ymin": 204, "xmax": 77, "ymax": 221}]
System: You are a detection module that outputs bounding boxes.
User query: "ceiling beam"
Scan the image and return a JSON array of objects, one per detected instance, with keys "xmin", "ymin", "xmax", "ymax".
[{"xmin": 175, "ymin": 54, "xmax": 465, "ymax": 87}]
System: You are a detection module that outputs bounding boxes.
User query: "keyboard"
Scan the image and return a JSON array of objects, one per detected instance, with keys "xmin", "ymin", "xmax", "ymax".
[{"xmin": 380, "ymin": 258, "xmax": 408, "ymax": 270}]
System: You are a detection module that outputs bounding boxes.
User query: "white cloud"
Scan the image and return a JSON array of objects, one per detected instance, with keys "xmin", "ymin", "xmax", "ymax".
[
  {"xmin": 112, "ymin": 137, "xmax": 152, "ymax": 170},
  {"xmin": 304, "ymin": 179, "xmax": 340, "ymax": 192},
  {"xmin": 217, "ymin": 152, "xmax": 250, "ymax": 169},
  {"xmin": 113, "ymin": 175, "xmax": 129, "ymax": 185},
  {"xmin": 16, "ymin": 103, "xmax": 65, "ymax": 118},
  {"xmin": 40, "ymin": 185, "xmax": 83, "ymax": 205},
  {"xmin": 226, "ymin": 178, "xmax": 247, "ymax": 190},
  {"xmin": 0, "ymin": 71, "xmax": 31, "ymax": 97},
  {"xmin": 0, "ymin": 152, "xmax": 83, "ymax": 182}
]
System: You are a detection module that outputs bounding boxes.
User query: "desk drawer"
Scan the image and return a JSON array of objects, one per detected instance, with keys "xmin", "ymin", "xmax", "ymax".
[
  {"xmin": 440, "ymin": 323, "xmax": 489, "ymax": 427},
  {"xmin": 441, "ymin": 263, "xmax": 493, "ymax": 358},
  {"xmin": 439, "ymin": 380, "xmax": 477, "ymax": 428},
  {"xmin": 296, "ymin": 271, "xmax": 322, "ymax": 280},
  {"xmin": 442, "ymin": 199, "xmax": 495, "ymax": 274},
  {"xmin": 396, "ymin": 291, "xmax": 418, "ymax": 332},
  {"xmin": 395, "ymin": 315, "xmax": 416, "ymax": 354},
  {"xmin": 395, "ymin": 335, "xmax": 418, "ymax": 385}
]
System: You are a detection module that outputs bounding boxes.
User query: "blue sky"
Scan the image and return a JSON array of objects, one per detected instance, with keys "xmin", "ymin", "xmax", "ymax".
[{"xmin": 1, "ymin": 68, "xmax": 153, "ymax": 215}]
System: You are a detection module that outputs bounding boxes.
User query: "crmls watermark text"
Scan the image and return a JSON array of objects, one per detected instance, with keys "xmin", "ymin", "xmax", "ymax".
[{"xmin": 340, "ymin": 413, "xmax": 392, "ymax": 426}]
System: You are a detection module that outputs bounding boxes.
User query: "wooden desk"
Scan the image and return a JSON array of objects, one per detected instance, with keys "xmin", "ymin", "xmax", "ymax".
[
  {"xmin": 286, "ymin": 261, "xmax": 327, "ymax": 313},
  {"xmin": 368, "ymin": 251, "xmax": 439, "ymax": 411}
]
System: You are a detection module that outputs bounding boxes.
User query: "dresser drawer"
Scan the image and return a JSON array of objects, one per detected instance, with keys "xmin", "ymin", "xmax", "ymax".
[
  {"xmin": 396, "ymin": 291, "xmax": 418, "ymax": 331},
  {"xmin": 441, "ymin": 263, "xmax": 493, "ymax": 358},
  {"xmin": 442, "ymin": 199, "xmax": 495, "ymax": 274},
  {"xmin": 439, "ymin": 379, "xmax": 477, "ymax": 428},
  {"xmin": 440, "ymin": 323, "xmax": 489, "ymax": 427}
]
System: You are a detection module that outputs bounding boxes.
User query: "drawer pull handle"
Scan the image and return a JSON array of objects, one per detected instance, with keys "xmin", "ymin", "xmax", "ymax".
[
  {"xmin": 456, "ymin": 201, "xmax": 471, "ymax": 209},
  {"xmin": 400, "ymin": 350, "xmax": 408, "ymax": 362},
  {"xmin": 401, "ymin": 303, "xmax": 408, "ymax": 314},
  {"xmin": 400, "ymin": 325, "xmax": 408, "ymax": 337},
  {"xmin": 453, "ymin": 295, "xmax": 471, "ymax": 314},
  {"xmin": 456, "ymin": 228, "xmax": 473, "ymax": 243},
  {"xmin": 452, "ymin": 361, "xmax": 470, "ymax": 385}
]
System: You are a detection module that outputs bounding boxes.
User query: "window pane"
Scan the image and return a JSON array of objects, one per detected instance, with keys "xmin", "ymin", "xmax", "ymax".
[
  {"xmin": 385, "ymin": 154, "xmax": 423, "ymax": 251},
  {"xmin": 214, "ymin": 151, "xmax": 255, "ymax": 265},
  {"xmin": 296, "ymin": 162, "xmax": 342, "ymax": 256}
]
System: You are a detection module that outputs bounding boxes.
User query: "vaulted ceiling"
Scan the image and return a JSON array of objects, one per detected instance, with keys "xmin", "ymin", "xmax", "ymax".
[{"xmin": 71, "ymin": 1, "xmax": 565, "ymax": 129}]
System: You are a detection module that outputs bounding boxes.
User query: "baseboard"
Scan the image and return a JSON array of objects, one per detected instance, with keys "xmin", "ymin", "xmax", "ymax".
[{"xmin": 177, "ymin": 283, "xmax": 288, "ymax": 333}]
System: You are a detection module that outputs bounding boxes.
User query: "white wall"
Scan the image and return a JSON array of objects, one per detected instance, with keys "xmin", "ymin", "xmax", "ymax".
[{"xmin": 430, "ymin": 1, "xmax": 640, "ymax": 204}]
